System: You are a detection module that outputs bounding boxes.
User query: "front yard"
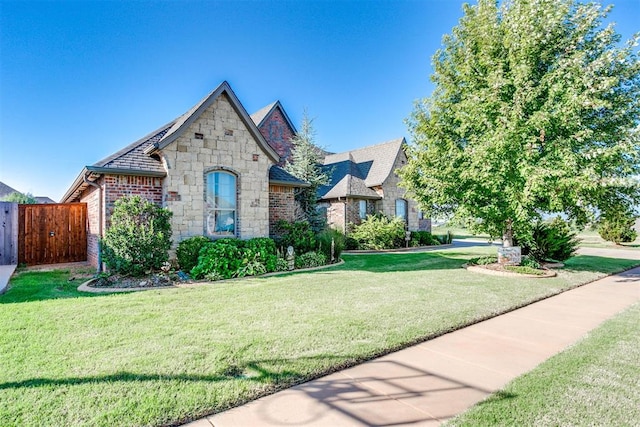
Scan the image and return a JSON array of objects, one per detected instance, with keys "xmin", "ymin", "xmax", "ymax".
[{"xmin": 1, "ymin": 246, "xmax": 638, "ymax": 426}]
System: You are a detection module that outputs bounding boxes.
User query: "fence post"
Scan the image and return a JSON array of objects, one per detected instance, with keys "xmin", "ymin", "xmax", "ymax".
[{"xmin": 0, "ymin": 202, "xmax": 18, "ymax": 265}]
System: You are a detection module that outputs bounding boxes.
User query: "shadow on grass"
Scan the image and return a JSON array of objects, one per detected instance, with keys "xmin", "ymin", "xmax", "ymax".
[{"xmin": 0, "ymin": 355, "xmax": 348, "ymax": 391}]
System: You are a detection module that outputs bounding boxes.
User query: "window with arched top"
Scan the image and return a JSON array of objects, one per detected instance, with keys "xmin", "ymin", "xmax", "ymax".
[
  {"xmin": 395, "ymin": 199, "xmax": 408, "ymax": 223},
  {"xmin": 205, "ymin": 170, "xmax": 237, "ymax": 237}
]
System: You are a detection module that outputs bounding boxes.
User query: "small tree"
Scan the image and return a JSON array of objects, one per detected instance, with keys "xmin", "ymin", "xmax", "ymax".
[
  {"xmin": 101, "ymin": 195, "xmax": 172, "ymax": 276},
  {"xmin": 598, "ymin": 210, "xmax": 638, "ymax": 243},
  {"xmin": 1, "ymin": 191, "xmax": 37, "ymax": 204},
  {"xmin": 284, "ymin": 110, "xmax": 329, "ymax": 232}
]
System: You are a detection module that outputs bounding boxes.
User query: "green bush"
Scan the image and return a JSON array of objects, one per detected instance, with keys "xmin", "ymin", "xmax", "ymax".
[
  {"xmin": 411, "ymin": 231, "xmax": 441, "ymax": 246},
  {"xmin": 295, "ymin": 251, "xmax": 327, "ymax": 269},
  {"xmin": 523, "ymin": 218, "xmax": 579, "ymax": 262},
  {"xmin": 598, "ymin": 211, "xmax": 638, "ymax": 243},
  {"xmin": 468, "ymin": 255, "xmax": 498, "ymax": 265},
  {"xmin": 190, "ymin": 237, "xmax": 278, "ymax": 280},
  {"xmin": 101, "ymin": 196, "xmax": 172, "ymax": 276},
  {"xmin": 274, "ymin": 220, "xmax": 317, "ymax": 254},
  {"xmin": 350, "ymin": 214, "xmax": 406, "ymax": 250},
  {"xmin": 176, "ymin": 236, "xmax": 211, "ymax": 273},
  {"xmin": 317, "ymin": 228, "xmax": 345, "ymax": 262},
  {"xmin": 436, "ymin": 231, "xmax": 454, "ymax": 245},
  {"xmin": 345, "ymin": 236, "xmax": 359, "ymax": 250},
  {"xmin": 520, "ymin": 255, "xmax": 541, "ymax": 269}
]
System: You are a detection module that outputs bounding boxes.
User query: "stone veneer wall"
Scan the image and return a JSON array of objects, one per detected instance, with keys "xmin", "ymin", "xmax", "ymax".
[
  {"xmin": 161, "ymin": 93, "xmax": 275, "ymax": 246},
  {"xmin": 268, "ymin": 184, "xmax": 297, "ymax": 237}
]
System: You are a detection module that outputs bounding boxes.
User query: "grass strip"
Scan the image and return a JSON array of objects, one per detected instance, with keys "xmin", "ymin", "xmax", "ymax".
[{"xmin": 447, "ymin": 303, "xmax": 640, "ymax": 426}]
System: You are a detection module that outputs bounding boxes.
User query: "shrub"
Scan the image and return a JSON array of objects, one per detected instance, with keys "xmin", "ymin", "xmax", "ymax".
[
  {"xmin": 436, "ymin": 231, "xmax": 454, "ymax": 245},
  {"xmin": 295, "ymin": 251, "xmax": 327, "ymax": 269},
  {"xmin": 520, "ymin": 255, "xmax": 541, "ymax": 269},
  {"xmin": 191, "ymin": 239, "xmax": 243, "ymax": 280},
  {"xmin": 598, "ymin": 211, "xmax": 638, "ymax": 243},
  {"xmin": 274, "ymin": 220, "xmax": 317, "ymax": 254},
  {"xmin": 190, "ymin": 237, "xmax": 279, "ymax": 280},
  {"xmin": 411, "ymin": 231, "xmax": 441, "ymax": 246},
  {"xmin": 317, "ymin": 228, "xmax": 346, "ymax": 262},
  {"xmin": 468, "ymin": 255, "xmax": 498, "ymax": 265},
  {"xmin": 345, "ymin": 236, "xmax": 359, "ymax": 250},
  {"xmin": 101, "ymin": 196, "xmax": 172, "ymax": 276},
  {"xmin": 350, "ymin": 214, "xmax": 406, "ymax": 250},
  {"xmin": 176, "ymin": 236, "xmax": 211, "ymax": 273},
  {"xmin": 524, "ymin": 218, "xmax": 579, "ymax": 262}
]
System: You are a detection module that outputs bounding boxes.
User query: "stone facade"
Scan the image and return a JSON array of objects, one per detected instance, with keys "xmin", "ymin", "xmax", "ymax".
[{"xmin": 160, "ymin": 94, "xmax": 274, "ymax": 243}]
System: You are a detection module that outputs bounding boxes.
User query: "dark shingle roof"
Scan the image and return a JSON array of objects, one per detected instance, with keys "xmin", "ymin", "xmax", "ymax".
[
  {"xmin": 318, "ymin": 139, "xmax": 405, "ymax": 200},
  {"xmin": 269, "ymin": 166, "xmax": 310, "ymax": 187},
  {"xmin": 93, "ymin": 123, "xmax": 174, "ymax": 174}
]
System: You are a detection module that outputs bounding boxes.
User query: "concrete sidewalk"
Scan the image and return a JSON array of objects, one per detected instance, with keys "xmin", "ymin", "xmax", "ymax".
[
  {"xmin": 186, "ymin": 265, "xmax": 640, "ymax": 427},
  {"xmin": 0, "ymin": 264, "xmax": 17, "ymax": 294}
]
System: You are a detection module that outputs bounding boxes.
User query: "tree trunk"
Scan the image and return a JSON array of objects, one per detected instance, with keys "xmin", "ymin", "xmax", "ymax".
[{"xmin": 503, "ymin": 218, "xmax": 514, "ymax": 247}]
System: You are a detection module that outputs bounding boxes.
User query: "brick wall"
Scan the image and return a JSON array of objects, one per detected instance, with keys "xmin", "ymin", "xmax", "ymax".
[
  {"xmin": 80, "ymin": 182, "xmax": 101, "ymax": 267},
  {"xmin": 268, "ymin": 184, "xmax": 297, "ymax": 237},
  {"xmin": 257, "ymin": 107, "xmax": 295, "ymax": 165},
  {"xmin": 378, "ymin": 150, "xmax": 420, "ymax": 231},
  {"xmin": 103, "ymin": 175, "xmax": 164, "ymax": 224}
]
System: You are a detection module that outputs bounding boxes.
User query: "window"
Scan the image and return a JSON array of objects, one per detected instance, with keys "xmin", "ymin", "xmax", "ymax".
[
  {"xmin": 359, "ymin": 200, "xmax": 367, "ymax": 220},
  {"xmin": 205, "ymin": 171, "xmax": 236, "ymax": 237},
  {"xmin": 395, "ymin": 199, "xmax": 408, "ymax": 223}
]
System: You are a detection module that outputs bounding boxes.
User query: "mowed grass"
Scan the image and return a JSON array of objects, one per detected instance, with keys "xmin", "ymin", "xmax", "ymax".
[
  {"xmin": 1, "ymin": 246, "xmax": 638, "ymax": 426},
  {"xmin": 447, "ymin": 303, "xmax": 640, "ymax": 426}
]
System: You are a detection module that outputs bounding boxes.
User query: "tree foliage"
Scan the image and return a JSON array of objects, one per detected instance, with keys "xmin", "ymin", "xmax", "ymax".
[
  {"xmin": 1, "ymin": 192, "xmax": 38, "ymax": 204},
  {"xmin": 400, "ymin": 0, "xmax": 640, "ymax": 245},
  {"xmin": 284, "ymin": 111, "xmax": 329, "ymax": 232}
]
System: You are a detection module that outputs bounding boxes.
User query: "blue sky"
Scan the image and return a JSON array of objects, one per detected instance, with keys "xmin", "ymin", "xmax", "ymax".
[{"xmin": 1, "ymin": 0, "xmax": 638, "ymax": 201}]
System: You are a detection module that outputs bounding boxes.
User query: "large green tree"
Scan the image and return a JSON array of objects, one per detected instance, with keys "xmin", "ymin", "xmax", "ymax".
[
  {"xmin": 284, "ymin": 111, "xmax": 329, "ymax": 232},
  {"xmin": 400, "ymin": 0, "xmax": 640, "ymax": 246}
]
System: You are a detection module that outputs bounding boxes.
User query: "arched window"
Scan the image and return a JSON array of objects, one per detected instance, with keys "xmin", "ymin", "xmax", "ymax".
[
  {"xmin": 395, "ymin": 199, "xmax": 408, "ymax": 223},
  {"xmin": 205, "ymin": 170, "xmax": 237, "ymax": 237}
]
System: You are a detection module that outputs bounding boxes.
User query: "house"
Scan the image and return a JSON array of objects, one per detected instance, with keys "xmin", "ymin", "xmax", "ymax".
[
  {"xmin": 61, "ymin": 81, "xmax": 308, "ymax": 267},
  {"xmin": 0, "ymin": 181, "xmax": 55, "ymax": 203},
  {"xmin": 317, "ymin": 139, "xmax": 430, "ymax": 234}
]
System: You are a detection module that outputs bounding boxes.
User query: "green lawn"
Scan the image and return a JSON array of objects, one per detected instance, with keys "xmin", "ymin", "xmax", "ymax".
[
  {"xmin": 576, "ymin": 228, "xmax": 640, "ymax": 249},
  {"xmin": 1, "ymin": 246, "xmax": 638, "ymax": 426},
  {"xmin": 447, "ymin": 303, "xmax": 640, "ymax": 426}
]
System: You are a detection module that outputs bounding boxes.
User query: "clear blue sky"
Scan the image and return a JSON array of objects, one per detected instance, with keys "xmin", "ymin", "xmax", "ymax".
[{"xmin": 1, "ymin": 0, "xmax": 638, "ymax": 201}]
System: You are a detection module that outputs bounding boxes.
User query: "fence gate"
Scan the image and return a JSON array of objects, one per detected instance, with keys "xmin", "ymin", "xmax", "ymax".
[
  {"xmin": 0, "ymin": 202, "xmax": 18, "ymax": 265},
  {"xmin": 18, "ymin": 203, "xmax": 87, "ymax": 265}
]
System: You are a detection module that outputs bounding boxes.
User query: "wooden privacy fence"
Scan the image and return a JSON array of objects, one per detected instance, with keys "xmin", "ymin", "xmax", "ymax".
[
  {"xmin": 18, "ymin": 203, "xmax": 88, "ymax": 265},
  {"xmin": 0, "ymin": 202, "xmax": 19, "ymax": 265}
]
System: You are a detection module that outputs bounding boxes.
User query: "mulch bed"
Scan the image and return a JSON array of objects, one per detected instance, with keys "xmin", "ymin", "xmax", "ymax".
[
  {"xmin": 91, "ymin": 274, "xmax": 176, "ymax": 289},
  {"xmin": 465, "ymin": 263, "xmax": 557, "ymax": 278}
]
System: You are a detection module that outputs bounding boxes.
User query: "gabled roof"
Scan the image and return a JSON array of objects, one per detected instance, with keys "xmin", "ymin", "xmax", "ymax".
[
  {"xmin": 0, "ymin": 181, "xmax": 19, "ymax": 199},
  {"xmin": 250, "ymin": 100, "xmax": 298, "ymax": 133},
  {"xmin": 62, "ymin": 81, "xmax": 286, "ymax": 202},
  {"xmin": 146, "ymin": 81, "xmax": 279, "ymax": 163},
  {"xmin": 318, "ymin": 138, "xmax": 405, "ymax": 200},
  {"xmin": 323, "ymin": 138, "xmax": 405, "ymax": 188}
]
